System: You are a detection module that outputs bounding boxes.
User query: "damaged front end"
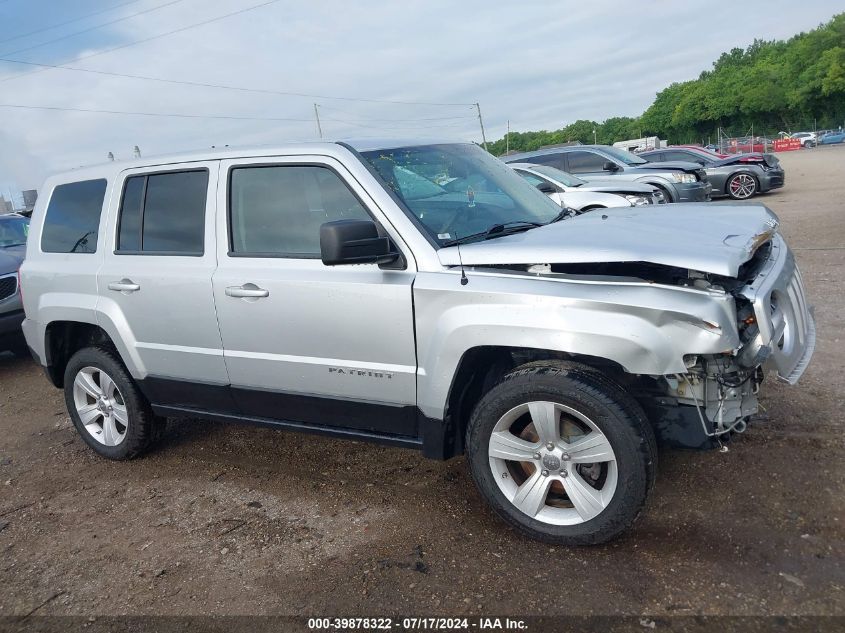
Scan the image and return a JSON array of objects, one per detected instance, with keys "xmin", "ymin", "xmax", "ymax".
[
  {"xmin": 645, "ymin": 234, "xmax": 815, "ymax": 449},
  {"xmin": 436, "ymin": 204, "xmax": 814, "ymax": 450}
]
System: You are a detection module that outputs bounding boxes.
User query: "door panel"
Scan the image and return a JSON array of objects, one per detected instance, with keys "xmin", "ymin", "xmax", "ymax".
[
  {"xmin": 97, "ymin": 161, "xmax": 230, "ymax": 405},
  {"xmin": 212, "ymin": 156, "xmax": 417, "ymax": 432}
]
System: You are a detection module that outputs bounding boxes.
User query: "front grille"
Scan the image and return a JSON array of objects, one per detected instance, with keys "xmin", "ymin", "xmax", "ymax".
[
  {"xmin": 743, "ymin": 241, "xmax": 815, "ymax": 384},
  {"xmin": 0, "ymin": 274, "xmax": 17, "ymax": 302}
]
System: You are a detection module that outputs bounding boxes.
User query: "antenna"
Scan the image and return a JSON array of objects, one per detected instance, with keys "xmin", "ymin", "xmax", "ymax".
[{"xmin": 457, "ymin": 241, "xmax": 469, "ymax": 286}]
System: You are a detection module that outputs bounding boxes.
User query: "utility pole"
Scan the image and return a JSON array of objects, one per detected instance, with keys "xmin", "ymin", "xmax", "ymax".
[
  {"xmin": 506, "ymin": 119, "xmax": 510, "ymax": 154},
  {"xmin": 593, "ymin": 128, "xmax": 597, "ymax": 144},
  {"xmin": 313, "ymin": 103, "xmax": 323, "ymax": 139},
  {"xmin": 475, "ymin": 103, "xmax": 488, "ymax": 150}
]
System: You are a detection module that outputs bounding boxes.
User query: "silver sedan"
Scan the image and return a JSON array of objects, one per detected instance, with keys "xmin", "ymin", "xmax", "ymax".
[{"xmin": 508, "ymin": 163, "xmax": 666, "ymax": 211}]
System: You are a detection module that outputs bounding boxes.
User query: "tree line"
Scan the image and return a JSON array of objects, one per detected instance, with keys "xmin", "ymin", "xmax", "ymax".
[{"xmin": 487, "ymin": 13, "xmax": 845, "ymax": 156}]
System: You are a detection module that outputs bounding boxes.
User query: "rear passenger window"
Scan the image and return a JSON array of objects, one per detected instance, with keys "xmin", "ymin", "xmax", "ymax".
[
  {"xmin": 41, "ymin": 179, "xmax": 107, "ymax": 253},
  {"xmin": 229, "ymin": 165, "xmax": 371, "ymax": 257},
  {"xmin": 117, "ymin": 170, "xmax": 208, "ymax": 255}
]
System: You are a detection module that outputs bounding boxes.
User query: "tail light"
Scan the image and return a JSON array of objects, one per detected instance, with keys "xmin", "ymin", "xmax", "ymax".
[{"xmin": 17, "ymin": 269, "xmax": 23, "ymax": 302}]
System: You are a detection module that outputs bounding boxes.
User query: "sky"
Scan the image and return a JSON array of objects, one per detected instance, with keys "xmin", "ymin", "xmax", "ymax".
[{"xmin": 0, "ymin": 0, "xmax": 843, "ymax": 201}]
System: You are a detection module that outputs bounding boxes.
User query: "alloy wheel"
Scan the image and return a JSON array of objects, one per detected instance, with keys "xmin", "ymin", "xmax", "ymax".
[
  {"xmin": 729, "ymin": 174, "xmax": 757, "ymax": 199},
  {"xmin": 488, "ymin": 401, "xmax": 618, "ymax": 526},
  {"xmin": 72, "ymin": 366, "xmax": 129, "ymax": 446}
]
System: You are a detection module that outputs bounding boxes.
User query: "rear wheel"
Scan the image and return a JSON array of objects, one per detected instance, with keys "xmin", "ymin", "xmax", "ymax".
[
  {"xmin": 64, "ymin": 347, "xmax": 165, "ymax": 460},
  {"xmin": 726, "ymin": 173, "xmax": 758, "ymax": 200},
  {"xmin": 466, "ymin": 361, "xmax": 657, "ymax": 545}
]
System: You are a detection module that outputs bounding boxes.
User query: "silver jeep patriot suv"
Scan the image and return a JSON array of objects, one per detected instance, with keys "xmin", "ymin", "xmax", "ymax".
[{"xmin": 20, "ymin": 140, "xmax": 815, "ymax": 544}]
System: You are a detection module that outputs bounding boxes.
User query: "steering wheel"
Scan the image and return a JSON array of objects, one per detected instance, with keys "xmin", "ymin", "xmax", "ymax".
[{"xmin": 440, "ymin": 205, "xmax": 481, "ymax": 238}]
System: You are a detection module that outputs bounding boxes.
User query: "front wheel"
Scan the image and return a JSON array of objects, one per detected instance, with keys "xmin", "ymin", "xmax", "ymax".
[
  {"xmin": 466, "ymin": 361, "xmax": 657, "ymax": 545},
  {"xmin": 726, "ymin": 173, "xmax": 758, "ymax": 199}
]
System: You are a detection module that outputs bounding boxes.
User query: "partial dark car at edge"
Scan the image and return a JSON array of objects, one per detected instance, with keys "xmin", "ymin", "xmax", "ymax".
[
  {"xmin": 0, "ymin": 213, "xmax": 29, "ymax": 355},
  {"xmin": 639, "ymin": 147, "xmax": 785, "ymax": 200}
]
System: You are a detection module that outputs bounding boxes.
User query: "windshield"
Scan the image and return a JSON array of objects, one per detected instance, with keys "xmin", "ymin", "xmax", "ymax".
[
  {"xmin": 525, "ymin": 164, "xmax": 586, "ymax": 187},
  {"xmin": 361, "ymin": 143, "xmax": 562, "ymax": 246},
  {"xmin": 0, "ymin": 216, "xmax": 29, "ymax": 248},
  {"xmin": 599, "ymin": 146, "xmax": 647, "ymax": 165}
]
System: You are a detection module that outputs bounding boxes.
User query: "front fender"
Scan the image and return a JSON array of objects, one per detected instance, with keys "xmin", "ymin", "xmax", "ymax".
[{"xmin": 413, "ymin": 271, "xmax": 739, "ymax": 420}]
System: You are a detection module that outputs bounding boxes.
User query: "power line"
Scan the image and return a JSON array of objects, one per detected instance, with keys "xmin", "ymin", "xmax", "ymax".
[
  {"xmin": 314, "ymin": 105, "xmax": 477, "ymax": 122},
  {"xmin": 0, "ymin": 55, "xmax": 477, "ymax": 107},
  {"xmin": 0, "ymin": 0, "xmax": 285, "ymax": 84},
  {"xmin": 0, "ymin": 53, "xmax": 477, "ymax": 107},
  {"xmin": 1, "ymin": 0, "xmax": 188, "ymax": 59},
  {"xmin": 0, "ymin": 102, "xmax": 315, "ymax": 122},
  {"xmin": 0, "ymin": 0, "xmax": 146, "ymax": 46},
  {"xmin": 320, "ymin": 116, "xmax": 472, "ymax": 130},
  {"xmin": 0, "ymin": 3, "xmax": 475, "ymax": 108}
]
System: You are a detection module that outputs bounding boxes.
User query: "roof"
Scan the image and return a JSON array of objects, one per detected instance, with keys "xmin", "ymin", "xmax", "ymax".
[
  {"xmin": 44, "ymin": 138, "xmax": 472, "ymax": 184},
  {"xmin": 503, "ymin": 144, "xmax": 612, "ymax": 161}
]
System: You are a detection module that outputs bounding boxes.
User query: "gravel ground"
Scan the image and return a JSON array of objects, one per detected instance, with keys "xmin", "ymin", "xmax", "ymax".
[{"xmin": 0, "ymin": 147, "xmax": 843, "ymax": 619}]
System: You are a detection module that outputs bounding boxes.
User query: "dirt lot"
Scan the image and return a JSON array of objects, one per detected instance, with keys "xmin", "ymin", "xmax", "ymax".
[{"xmin": 0, "ymin": 147, "xmax": 843, "ymax": 620}]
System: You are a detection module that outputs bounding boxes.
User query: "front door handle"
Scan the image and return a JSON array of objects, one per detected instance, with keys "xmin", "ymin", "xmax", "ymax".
[
  {"xmin": 225, "ymin": 284, "xmax": 269, "ymax": 299},
  {"xmin": 108, "ymin": 279, "xmax": 140, "ymax": 293}
]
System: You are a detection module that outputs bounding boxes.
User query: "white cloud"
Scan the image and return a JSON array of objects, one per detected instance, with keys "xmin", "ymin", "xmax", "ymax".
[{"xmin": 0, "ymin": 0, "xmax": 840, "ymax": 193}]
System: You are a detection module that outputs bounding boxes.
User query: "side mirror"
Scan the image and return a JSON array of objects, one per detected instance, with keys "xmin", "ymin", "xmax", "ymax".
[
  {"xmin": 602, "ymin": 161, "xmax": 619, "ymax": 172},
  {"xmin": 536, "ymin": 182, "xmax": 556, "ymax": 194},
  {"xmin": 320, "ymin": 219, "xmax": 398, "ymax": 266}
]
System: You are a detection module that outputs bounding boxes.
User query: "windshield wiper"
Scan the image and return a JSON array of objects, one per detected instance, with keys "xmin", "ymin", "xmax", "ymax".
[
  {"xmin": 546, "ymin": 207, "xmax": 579, "ymax": 224},
  {"xmin": 442, "ymin": 221, "xmax": 542, "ymax": 247}
]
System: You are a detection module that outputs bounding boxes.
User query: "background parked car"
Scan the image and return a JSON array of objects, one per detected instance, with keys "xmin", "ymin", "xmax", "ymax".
[
  {"xmin": 819, "ymin": 130, "xmax": 845, "ymax": 144},
  {"xmin": 503, "ymin": 145, "xmax": 711, "ymax": 203},
  {"xmin": 0, "ymin": 213, "xmax": 29, "ymax": 355},
  {"xmin": 508, "ymin": 162, "xmax": 666, "ymax": 211},
  {"xmin": 791, "ymin": 132, "xmax": 817, "ymax": 148},
  {"xmin": 639, "ymin": 147, "xmax": 785, "ymax": 200}
]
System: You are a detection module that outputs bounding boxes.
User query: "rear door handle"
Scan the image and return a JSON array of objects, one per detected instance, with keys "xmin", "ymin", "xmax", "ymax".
[
  {"xmin": 225, "ymin": 284, "xmax": 269, "ymax": 298},
  {"xmin": 107, "ymin": 279, "xmax": 140, "ymax": 293}
]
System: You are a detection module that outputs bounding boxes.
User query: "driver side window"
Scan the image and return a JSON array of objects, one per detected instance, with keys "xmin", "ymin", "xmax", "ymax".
[{"xmin": 565, "ymin": 151, "xmax": 607, "ymax": 174}]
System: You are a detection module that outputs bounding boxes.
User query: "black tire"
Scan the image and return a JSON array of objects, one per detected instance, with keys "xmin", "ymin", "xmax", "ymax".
[
  {"xmin": 63, "ymin": 346, "xmax": 164, "ymax": 460},
  {"xmin": 466, "ymin": 360, "xmax": 657, "ymax": 545},
  {"xmin": 653, "ymin": 184, "xmax": 673, "ymax": 203}
]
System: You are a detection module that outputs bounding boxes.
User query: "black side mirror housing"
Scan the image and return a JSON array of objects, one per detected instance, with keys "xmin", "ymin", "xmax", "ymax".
[
  {"xmin": 536, "ymin": 182, "xmax": 557, "ymax": 194},
  {"xmin": 320, "ymin": 219, "xmax": 399, "ymax": 266},
  {"xmin": 602, "ymin": 161, "xmax": 619, "ymax": 172}
]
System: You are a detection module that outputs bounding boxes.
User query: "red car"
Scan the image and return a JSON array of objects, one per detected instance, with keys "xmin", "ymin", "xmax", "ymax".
[{"xmin": 669, "ymin": 145, "xmax": 770, "ymax": 166}]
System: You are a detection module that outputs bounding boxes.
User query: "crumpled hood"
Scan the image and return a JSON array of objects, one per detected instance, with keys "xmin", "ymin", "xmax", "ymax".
[
  {"xmin": 0, "ymin": 245, "xmax": 25, "ymax": 276},
  {"xmin": 438, "ymin": 203, "xmax": 780, "ymax": 277}
]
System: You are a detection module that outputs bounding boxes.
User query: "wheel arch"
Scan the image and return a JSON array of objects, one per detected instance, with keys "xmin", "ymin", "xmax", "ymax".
[
  {"xmin": 442, "ymin": 346, "xmax": 629, "ymax": 457},
  {"xmin": 43, "ymin": 320, "xmax": 118, "ymax": 387},
  {"xmin": 634, "ymin": 176, "xmax": 674, "ymax": 202}
]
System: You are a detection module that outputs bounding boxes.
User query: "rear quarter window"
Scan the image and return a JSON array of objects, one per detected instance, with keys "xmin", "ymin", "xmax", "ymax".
[{"xmin": 41, "ymin": 179, "xmax": 107, "ymax": 254}]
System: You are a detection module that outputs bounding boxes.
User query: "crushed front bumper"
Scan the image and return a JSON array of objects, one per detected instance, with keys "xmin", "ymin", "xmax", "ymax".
[{"xmin": 740, "ymin": 236, "xmax": 815, "ymax": 384}]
